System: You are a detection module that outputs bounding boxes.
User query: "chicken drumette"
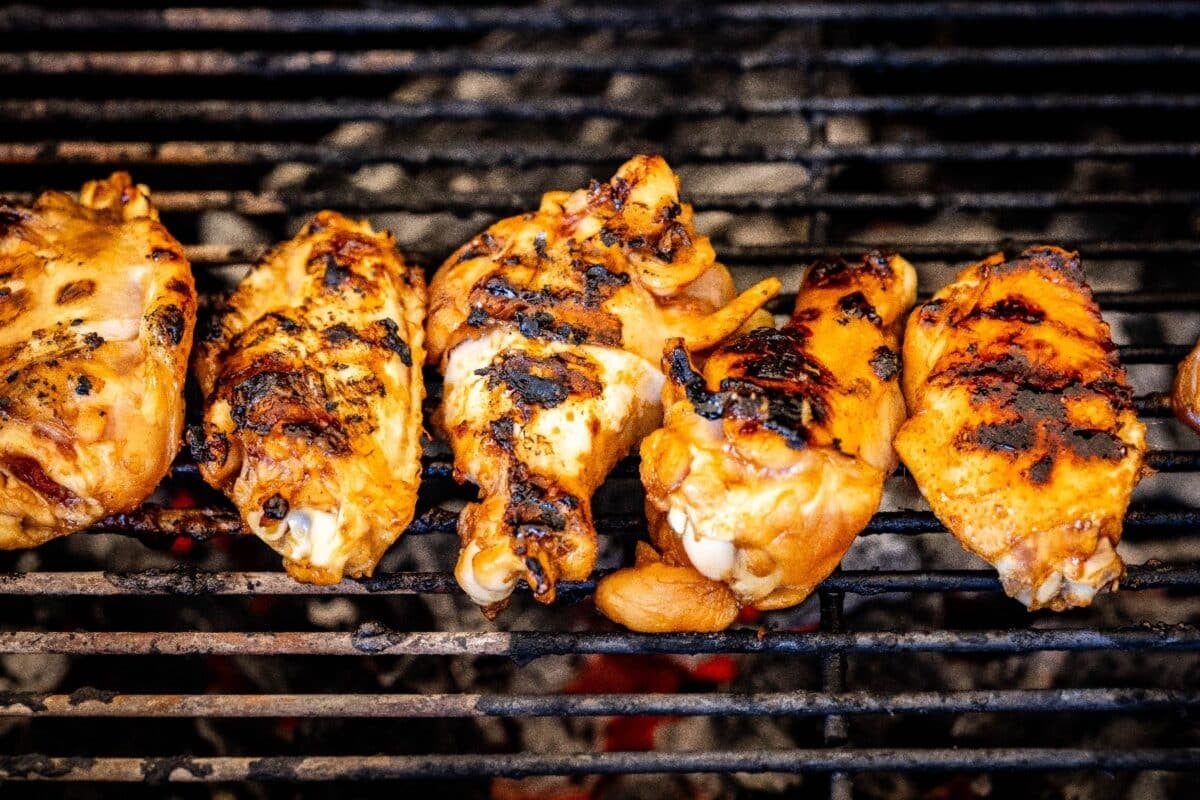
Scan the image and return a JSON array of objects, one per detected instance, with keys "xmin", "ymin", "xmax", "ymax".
[
  {"xmin": 427, "ymin": 155, "xmax": 779, "ymax": 615},
  {"xmin": 895, "ymin": 246, "xmax": 1147, "ymax": 610},
  {"xmin": 191, "ymin": 211, "xmax": 426, "ymax": 584},
  {"xmin": 0, "ymin": 173, "xmax": 195, "ymax": 548},
  {"xmin": 596, "ymin": 252, "xmax": 916, "ymax": 632}
]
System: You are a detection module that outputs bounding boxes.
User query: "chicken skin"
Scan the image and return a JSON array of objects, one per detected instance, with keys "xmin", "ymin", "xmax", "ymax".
[
  {"xmin": 595, "ymin": 252, "xmax": 916, "ymax": 632},
  {"xmin": 895, "ymin": 247, "xmax": 1147, "ymax": 610},
  {"xmin": 1173, "ymin": 339, "xmax": 1200, "ymax": 434},
  {"xmin": 427, "ymin": 155, "xmax": 780, "ymax": 615},
  {"xmin": 191, "ymin": 211, "xmax": 426, "ymax": 584},
  {"xmin": 0, "ymin": 173, "xmax": 195, "ymax": 548}
]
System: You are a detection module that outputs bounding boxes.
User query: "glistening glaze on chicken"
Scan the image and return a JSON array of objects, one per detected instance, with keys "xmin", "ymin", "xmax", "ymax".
[
  {"xmin": 595, "ymin": 252, "xmax": 916, "ymax": 632},
  {"xmin": 0, "ymin": 173, "xmax": 195, "ymax": 547},
  {"xmin": 895, "ymin": 246, "xmax": 1147, "ymax": 611},
  {"xmin": 191, "ymin": 211, "xmax": 426, "ymax": 584},
  {"xmin": 1173, "ymin": 340, "xmax": 1200, "ymax": 434},
  {"xmin": 427, "ymin": 155, "xmax": 780, "ymax": 615}
]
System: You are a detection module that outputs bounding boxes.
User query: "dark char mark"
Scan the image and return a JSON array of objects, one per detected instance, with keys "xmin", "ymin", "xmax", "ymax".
[
  {"xmin": 476, "ymin": 351, "xmax": 601, "ymax": 411},
  {"xmin": 377, "ymin": 318, "xmax": 412, "ymax": 366},
  {"xmin": 150, "ymin": 304, "xmax": 186, "ymax": 346},
  {"xmin": 56, "ymin": 280, "xmax": 95, "ymax": 305},
  {"xmin": 74, "ymin": 375, "xmax": 92, "ymax": 395},
  {"xmin": 262, "ymin": 494, "xmax": 289, "ymax": 521},
  {"xmin": 186, "ymin": 425, "xmax": 229, "ymax": 466},
  {"xmin": 869, "ymin": 346, "xmax": 900, "ymax": 381},
  {"xmin": 837, "ymin": 291, "xmax": 881, "ymax": 326}
]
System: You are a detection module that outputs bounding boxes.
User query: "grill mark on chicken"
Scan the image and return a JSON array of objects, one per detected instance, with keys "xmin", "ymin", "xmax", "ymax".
[
  {"xmin": 466, "ymin": 274, "xmax": 623, "ymax": 347},
  {"xmin": 971, "ymin": 297, "xmax": 1046, "ymax": 324},
  {"xmin": 806, "ymin": 252, "xmax": 894, "ymax": 288},
  {"xmin": 56, "ymin": 280, "xmax": 95, "ymax": 305},
  {"xmin": 837, "ymin": 291, "xmax": 881, "ymax": 326},
  {"xmin": 319, "ymin": 252, "xmax": 351, "ymax": 288},
  {"xmin": 227, "ymin": 367, "xmax": 349, "ymax": 454},
  {"xmin": 3, "ymin": 456, "xmax": 84, "ymax": 509},
  {"xmin": 476, "ymin": 350, "xmax": 602, "ymax": 412},
  {"xmin": 149, "ymin": 304, "xmax": 187, "ymax": 345},
  {"xmin": 869, "ymin": 346, "xmax": 900, "ymax": 381},
  {"xmin": 375, "ymin": 318, "xmax": 412, "ymax": 366},
  {"xmin": 0, "ymin": 288, "xmax": 29, "ymax": 328},
  {"xmin": 667, "ymin": 329, "xmax": 833, "ymax": 450},
  {"xmin": 186, "ymin": 425, "xmax": 229, "ymax": 467}
]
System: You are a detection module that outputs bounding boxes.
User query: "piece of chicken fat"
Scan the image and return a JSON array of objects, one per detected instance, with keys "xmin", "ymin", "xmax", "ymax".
[{"xmin": 426, "ymin": 155, "xmax": 780, "ymax": 616}]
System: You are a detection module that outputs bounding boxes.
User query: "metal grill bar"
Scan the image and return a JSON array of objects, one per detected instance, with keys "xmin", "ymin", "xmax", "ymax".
[
  {"xmin": 0, "ymin": 563, "xmax": 1195, "ymax": 597},
  {"xmin": 4, "ymin": 3, "xmax": 1200, "ymax": 34},
  {"xmin": 182, "ymin": 240, "xmax": 1200, "ymax": 266},
  {"xmin": 8, "ymin": 140, "xmax": 1200, "ymax": 169},
  {"xmin": 7, "ymin": 47, "xmax": 1200, "ymax": 78},
  {"xmin": 10, "ymin": 188, "xmax": 1200, "ymax": 217},
  {"xmin": 2, "ymin": 688, "xmax": 1196, "ymax": 719},
  {"xmin": 81, "ymin": 503, "xmax": 1200, "ymax": 543},
  {"xmin": 3, "ymin": 749, "xmax": 1200, "ymax": 781},
  {"xmin": 2, "ymin": 626, "xmax": 1198, "ymax": 658},
  {"xmin": 8, "ymin": 95, "xmax": 1200, "ymax": 126}
]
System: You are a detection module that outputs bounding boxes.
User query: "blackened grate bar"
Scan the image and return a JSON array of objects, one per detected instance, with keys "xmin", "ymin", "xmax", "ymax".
[
  {"xmin": 3, "ymin": 748, "xmax": 1200, "ymax": 782},
  {"xmin": 2, "ymin": 626, "xmax": 1199, "ymax": 658},
  {"xmin": 1, "ymin": 688, "xmax": 1198, "ymax": 718}
]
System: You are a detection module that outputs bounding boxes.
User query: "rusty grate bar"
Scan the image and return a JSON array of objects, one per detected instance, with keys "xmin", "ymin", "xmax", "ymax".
[
  {"xmin": 4, "ymin": 3, "xmax": 1200, "ymax": 35},
  {"xmin": 6, "ymin": 47, "xmax": 1200, "ymax": 78},
  {"xmin": 11, "ymin": 140, "xmax": 1200, "ymax": 169},
  {"xmin": 6, "ymin": 95, "xmax": 1200, "ymax": 127},
  {"xmin": 180, "ymin": 240, "xmax": 1200, "ymax": 267},
  {"xmin": 3, "ymin": 748, "xmax": 1200, "ymax": 781},
  {"xmin": 0, "ymin": 563, "xmax": 1195, "ymax": 598},
  {"xmin": 1, "ymin": 626, "xmax": 1198, "ymax": 658},
  {"xmin": 1, "ymin": 688, "xmax": 1196, "ymax": 718},
  {"xmin": 77, "ymin": 504, "xmax": 1200, "ymax": 543}
]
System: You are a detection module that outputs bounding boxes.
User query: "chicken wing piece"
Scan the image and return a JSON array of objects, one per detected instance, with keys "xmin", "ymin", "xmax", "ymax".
[
  {"xmin": 0, "ymin": 173, "xmax": 195, "ymax": 548},
  {"xmin": 1173, "ymin": 340, "xmax": 1200, "ymax": 434},
  {"xmin": 895, "ymin": 246, "xmax": 1147, "ymax": 611},
  {"xmin": 427, "ymin": 155, "xmax": 780, "ymax": 615},
  {"xmin": 595, "ymin": 252, "xmax": 916, "ymax": 632},
  {"xmin": 191, "ymin": 211, "xmax": 426, "ymax": 584}
]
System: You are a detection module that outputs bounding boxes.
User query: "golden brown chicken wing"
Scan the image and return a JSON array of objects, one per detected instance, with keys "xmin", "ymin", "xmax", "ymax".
[
  {"xmin": 894, "ymin": 246, "xmax": 1147, "ymax": 610},
  {"xmin": 595, "ymin": 252, "xmax": 916, "ymax": 632},
  {"xmin": 1173, "ymin": 340, "xmax": 1200, "ymax": 434},
  {"xmin": 0, "ymin": 173, "xmax": 195, "ymax": 548},
  {"xmin": 427, "ymin": 155, "xmax": 780, "ymax": 615},
  {"xmin": 191, "ymin": 211, "xmax": 426, "ymax": 584}
]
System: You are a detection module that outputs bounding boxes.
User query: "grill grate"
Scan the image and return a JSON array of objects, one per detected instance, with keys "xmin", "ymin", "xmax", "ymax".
[{"xmin": 1, "ymin": 2, "xmax": 1200, "ymax": 797}]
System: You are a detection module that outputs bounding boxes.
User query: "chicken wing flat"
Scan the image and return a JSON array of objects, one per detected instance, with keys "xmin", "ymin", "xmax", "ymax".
[
  {"xmin": 595, "ymin": 252, "xmax": 916, "ymax": 632},
  {"xmin": 1173, "ymin": 339, "xmax": 1200, "ymax": 434},
  {"xmin": 895, "ymin": 246, "xmax": 1147, "ymax": 610},
  {"xmin": 0, "ymin": 173, "xmax": 195, "ymax": 548},
  {"xmin": 427, "ymin": 155, "xmax": 780, "ymax": 614},
  {"xmin": 191, "ymin": 211, "xmax": 426, "ymax": 584}
]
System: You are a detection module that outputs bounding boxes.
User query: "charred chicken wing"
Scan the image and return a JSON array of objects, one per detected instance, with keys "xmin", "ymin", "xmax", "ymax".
[
  {"xmin": 895, "ymin": 246, "xmax": 1147, "ymax": 610},
  {"xmin": 1173, "ymin": 339, "xmax": 1200, "ymax": 434},
  {"xmin": 427, "ymin": 155, "xmax": 780, "ymax": 615},
  {"xmin": 192, "ymin": 211, "xmax": 426, "ymax": 584},
  {"xmin": 0, "ymin": 173, "xmax": 195, "ymax": 548},
  {"xmin": 596, "ymin": 252, "xmax": 916, "ymax": 632}
]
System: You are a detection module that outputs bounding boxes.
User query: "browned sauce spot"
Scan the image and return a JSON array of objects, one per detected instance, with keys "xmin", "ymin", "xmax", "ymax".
[
  {"xmin": 56, "ymin": 280, "xmax": 96, "ymax": 305},
  {"xmin": 3, "ymin": 455, "xmax": 84, "ymax": 508},
  {"xmin": 477, "ymin": 350, "xmax": 602, "ymax": 413},
  {"xmin": 0, "ymin": 288, "xmax": 29, "ymax": 328}
]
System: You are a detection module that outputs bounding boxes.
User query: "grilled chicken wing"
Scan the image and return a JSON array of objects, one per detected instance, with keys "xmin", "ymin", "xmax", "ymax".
[
  {"xmin": 191, "ymin": 211, "xmax": 426, "ymax": 584},
  {"xmin": 595, "ymin": 252, "xmax": 916, "ymax": 632},
  {"xmin": 0, "ymin": 173, "xmax": 195, "ymax": 548},
  {"xmin": 427, "ymin": 155, "xmax": 780, "ymax": 615},
  {"xmin": 1173, "ymin": 340, "xmax": 1200, "ymax": 434},
  {"xmin": 895, "ymin": 246, "xmax": 1147, "ymax": 610}
]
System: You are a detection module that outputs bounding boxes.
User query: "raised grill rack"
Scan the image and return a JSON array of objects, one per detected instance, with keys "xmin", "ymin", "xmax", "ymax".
[{"xmin": 1, "ymin": 3, "xmax": 1199, "ymax": 796}]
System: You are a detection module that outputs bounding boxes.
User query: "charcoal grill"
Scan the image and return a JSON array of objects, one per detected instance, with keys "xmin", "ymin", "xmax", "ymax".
[{"xmin": 1, "ymin": 3, "xmax": 1200, "ymax": 798}]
